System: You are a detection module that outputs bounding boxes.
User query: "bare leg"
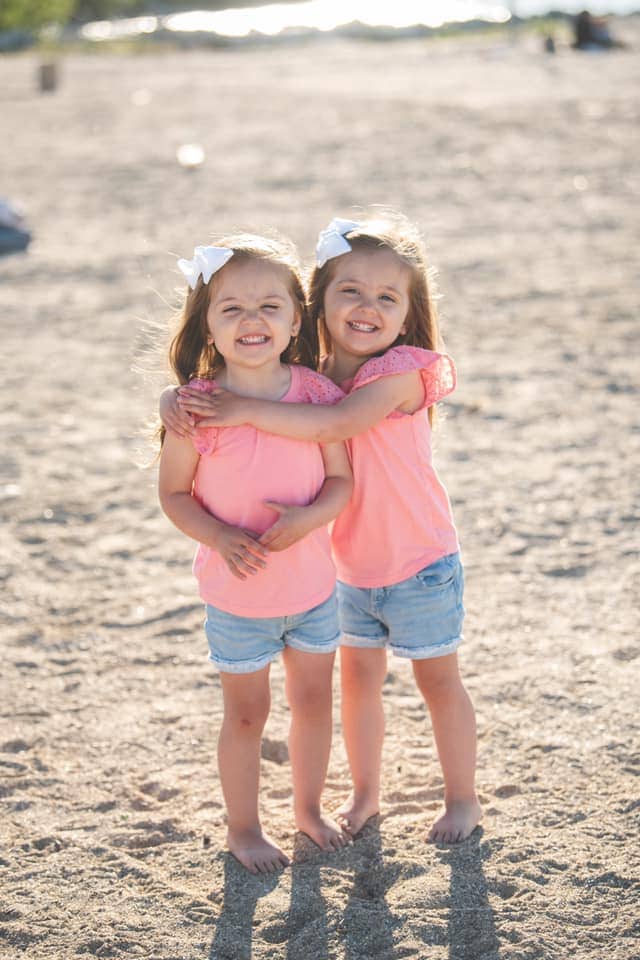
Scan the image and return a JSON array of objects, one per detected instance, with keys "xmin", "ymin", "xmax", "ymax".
[
  {"xmin": 412, "ymin": 653, "xmax": 481, "ymax": 843},
  {"xmin": 283, "ymin": 647, "xmax": 349, "ymax": 851},
  {"xmin": 218, "ymin": 666, "xmax": 289, "ymax": 873},
  {"xmin": 336, "ymin": 646, "xmax": 387, "ymax": 835}
]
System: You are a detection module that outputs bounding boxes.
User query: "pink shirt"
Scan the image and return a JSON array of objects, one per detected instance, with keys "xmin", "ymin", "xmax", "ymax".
[
  {"xmin": 331, "ymin": 346, "xmax": 459, "ymax": 588},
  {"xmin": 190, "ymin": 366, "xmax": 344, "ymax": 617}
]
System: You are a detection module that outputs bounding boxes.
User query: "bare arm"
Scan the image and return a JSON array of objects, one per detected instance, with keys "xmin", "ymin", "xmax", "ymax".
[
  {"xmin": 177, "ymin": 371, "xmax": 424, "ymax": 443},
  {"xmin": 158, "ymin": 432, "xmax": 269, "ymax": 579},
  {"xmin": 260, "ymin": 440, "xmax": 353, "ymax": 551},
  {"xmin": 159, "ymin": 385, "xmax": 197, "ymax": 439}
]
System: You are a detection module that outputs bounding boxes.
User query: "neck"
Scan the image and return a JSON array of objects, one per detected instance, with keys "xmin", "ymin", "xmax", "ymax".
[
  {"xmin": 217, "ymin": 360, "xmax": 291, "ymax": 401},
  {"xmin": 324, "ymin": 345, "xmax": 371, "ymax": 385}
]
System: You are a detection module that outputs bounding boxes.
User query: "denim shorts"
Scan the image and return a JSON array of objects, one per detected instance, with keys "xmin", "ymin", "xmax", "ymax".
[
  {"xmin": 204, "ymin": 589, "xmax": 340, "ymax": 674},
  {"xmin": 337, "ymin": 553, "xmax": 465, "ymax": 660}
]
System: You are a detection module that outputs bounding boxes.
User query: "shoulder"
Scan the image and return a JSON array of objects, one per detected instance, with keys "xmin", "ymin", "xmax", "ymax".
[
  {"xmin": 292, "ymin": 365, "xmax": 345, "ymax": 405},
  {"xmin": 352, "ymin": 346, "xmax": 456, "ymax": 406}
]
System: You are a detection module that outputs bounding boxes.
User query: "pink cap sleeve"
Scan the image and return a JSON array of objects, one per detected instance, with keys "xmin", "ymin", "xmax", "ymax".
[
  {"xmin": 351, "ymin": 346, "xmax": 456, "ymax": 409},
  {"xmin": 188, "ymin": 378, "xmax": 219, "ymax": 456},
  {"xmin": 295, "ymin": 366, "xmax": 346, "ymax": 405}
]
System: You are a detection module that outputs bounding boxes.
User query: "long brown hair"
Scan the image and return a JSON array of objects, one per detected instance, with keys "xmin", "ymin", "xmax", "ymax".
[
  {"xmin": 309, "ymin": 211, "xmax": 441, "ymax": 358},
  {"xmin": 169, "ymin": 233, "xmax": 317, "ymax": 386},
  {"xmin": 308, "ymin": 211, "xmax": 443, "ymax": 423}
]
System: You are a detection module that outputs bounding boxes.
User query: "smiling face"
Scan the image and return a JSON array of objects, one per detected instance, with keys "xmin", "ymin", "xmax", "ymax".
[
  {"xmin": 322, "ymin": 247, "xmax": 412, "ymax": 361},
  {"xmin": 206, "ymin": 256, "xmax": 301, "ymax": 372}
]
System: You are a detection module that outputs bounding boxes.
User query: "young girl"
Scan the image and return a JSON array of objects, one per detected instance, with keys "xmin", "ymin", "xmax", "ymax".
[
  {"xmin": 158, "ymin": 234, "xmax": 353, "ymax": 874},
  {"xmin": 163, "ymin": 214, "xmax": 481, "ymax": 845}
]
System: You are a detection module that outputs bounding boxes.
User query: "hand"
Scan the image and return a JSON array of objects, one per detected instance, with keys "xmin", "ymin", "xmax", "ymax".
[
  {"xmin": 212, "ymin": 523, "xmax": 270, "ymax": 580},
  {"xmin": 177, "ymin": 386, "xmax": 251, "ymax": 428},
  {"xmin": 259, "ymin": 502, "xmax": 315, "ymax": 552},
  {"xmin": 159, "ymin": 386, "xmax": 196, "ymax": 439}
]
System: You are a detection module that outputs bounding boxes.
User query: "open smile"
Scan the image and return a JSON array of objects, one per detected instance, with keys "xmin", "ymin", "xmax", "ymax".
[
  {"xmin": 348, "ymin": 320, "xmax": 379, "ymax": 333},
  {"xmin": 236, "ymin": 335, "xmax": 270, "ymax": 345}
]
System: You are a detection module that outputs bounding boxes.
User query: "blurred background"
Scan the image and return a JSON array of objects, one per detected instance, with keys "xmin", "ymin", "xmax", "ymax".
[{"xmin": 1, "ymin": 3, "xmax": 638, "ymax": 959}]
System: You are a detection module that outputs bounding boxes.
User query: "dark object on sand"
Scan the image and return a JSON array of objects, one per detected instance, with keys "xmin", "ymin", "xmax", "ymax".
[
  {"xmin": 0, "ymin": 199, "xmax": 31, "ymax": 255},
  {"xmin": 573, "ymin": 11, "xmax": 626, "ymax": 50},
  {"xmin": 38, "ymin": 62, "xmax": 58, "ymax": 92},
  {"xmin": 544, "ymin": 34, "xmax": 556, "ymax": 54}
]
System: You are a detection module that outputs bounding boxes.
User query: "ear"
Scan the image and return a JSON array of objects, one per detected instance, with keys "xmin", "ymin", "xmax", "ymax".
[
  {"xmin": 291, "ymin": 310, "xmax": 302, "ymax": 338},
  {"xmin": 399, "ymin": 321, "xmax": 408, "ymax": 336}
]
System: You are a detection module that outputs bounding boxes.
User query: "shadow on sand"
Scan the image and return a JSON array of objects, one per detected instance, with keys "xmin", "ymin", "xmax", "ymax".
[
  {"xmin": 208, "ymin": 824, "xmax": 498, "ymax": 959},
  {"xmin": 285, "ymin": 818, "xmax": 397, "ymax": 960},
  {"xmin": 438, "ymin": 826, "xmax": 500, "ymax": 960},
  {"xmin": 208, "ymin": 852, "xmax": 281, "ymax": 960}
]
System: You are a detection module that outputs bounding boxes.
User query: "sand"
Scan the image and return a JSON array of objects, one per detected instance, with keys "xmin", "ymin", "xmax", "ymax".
[{"xmin": 1, "ymin": 20, "xmax": 639, "ymax": 960}]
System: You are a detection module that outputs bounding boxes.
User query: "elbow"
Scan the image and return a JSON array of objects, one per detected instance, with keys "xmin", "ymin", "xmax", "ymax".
[{"xmin": 158, "ymin": 487, "xmax": 180, "ymax": 521}]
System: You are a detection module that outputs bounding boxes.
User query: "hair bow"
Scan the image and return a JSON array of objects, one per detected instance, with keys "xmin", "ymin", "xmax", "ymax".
[
  {"xmin": 177, "ymin": 245, "xmax": 234, "ymax": 289},
  {"xmin": 315, "ymin": 218, "xmax": 361, "ymax": 268}
]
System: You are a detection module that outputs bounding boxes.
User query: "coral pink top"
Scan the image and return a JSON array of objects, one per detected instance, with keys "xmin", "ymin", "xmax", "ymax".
[
  {"xmin": 190, "ymin": 366, "xmax": 343, "ymax": 617},
  {"xmin": 331, "ymin": 346, "xmax": 459, "ymax": 588}
]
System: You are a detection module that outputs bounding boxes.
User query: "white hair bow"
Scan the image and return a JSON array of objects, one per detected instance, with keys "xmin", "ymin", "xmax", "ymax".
[
  {"xmin": 316, "ymin": 218, "xmax": 361, "ymax": 268},
  {"xmin": 177, "ymin": 245, "xmax": 234, "ymax": 289}
]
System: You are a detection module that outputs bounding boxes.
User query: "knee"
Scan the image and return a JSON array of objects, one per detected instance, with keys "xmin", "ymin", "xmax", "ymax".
[
  {"xmin": 287, "ymin": 682, "xmax": 331, "ymax": 719},
  {"xmin": 225, "ymin": 697, "xmax": 270, "ymax": 732},
  {"xmin": 342, "ymin": 653, "xmax": 387, "ymax": 692},
  {"xmin": 414, "ymin": 666, "xmax": 461, "ymax": 704}
]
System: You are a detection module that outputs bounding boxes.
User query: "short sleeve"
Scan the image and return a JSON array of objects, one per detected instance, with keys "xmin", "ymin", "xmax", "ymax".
[
  {"xmin": 350, "ymin": 346, "xmax": 456, "ymax": 409},
  {"xmin": 188, "ymin": 378, "xmax": 219, "ymax": 457},
  {"xmin": 295, "ymin": 367, "xmax": 346, "ymax": 406}
]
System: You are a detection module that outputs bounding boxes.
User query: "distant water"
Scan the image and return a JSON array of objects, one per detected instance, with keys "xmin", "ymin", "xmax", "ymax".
[{"xmin": 80, "ymin": 0, "xmax": 640, "ymax": 43}]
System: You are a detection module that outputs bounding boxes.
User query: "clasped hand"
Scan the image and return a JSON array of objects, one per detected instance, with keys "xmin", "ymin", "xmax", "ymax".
[{"xmin": 216, "ymin": 502, "xmax": 314, "ymax": 580}]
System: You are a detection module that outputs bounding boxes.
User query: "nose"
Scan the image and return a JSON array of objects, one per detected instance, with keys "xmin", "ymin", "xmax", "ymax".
[{"xmin": 357, "ymin": 295, "xmax": 377, "ymax": 314}]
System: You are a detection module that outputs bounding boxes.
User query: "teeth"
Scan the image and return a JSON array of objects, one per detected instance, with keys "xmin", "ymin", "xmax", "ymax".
[
  {"xmin": 238, "ymin": 335, "xmax": 268, "ymax": 344},
  {"xmin": 349, "ymin": 321, "xmax": 377, "ymax": 332}
]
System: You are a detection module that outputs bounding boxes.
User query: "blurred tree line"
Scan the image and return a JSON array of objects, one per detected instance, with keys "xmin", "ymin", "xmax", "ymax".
[
  {"xmin": 0, "ymin": 0, "xmax": 293, "ymax": 30},
  {"xmin": 0, "ymin": 0, "xmax": 147, "ymax": 30}
]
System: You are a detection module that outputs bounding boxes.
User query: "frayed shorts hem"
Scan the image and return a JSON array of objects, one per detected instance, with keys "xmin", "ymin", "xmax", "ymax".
[
  {"xmin": 286, "ymin": 632, "xmax": 340, "ymax": 655},
  {"xmin": 208, "ymin": 632, "xmax": 340, "ymax": 674},
  {"xmin": 340, "ymin": 633, "xmax": 463, "ymax": 660},
  {"xmin": 208, "ymin": 651, "xmax": 275, "ymax": 674}
]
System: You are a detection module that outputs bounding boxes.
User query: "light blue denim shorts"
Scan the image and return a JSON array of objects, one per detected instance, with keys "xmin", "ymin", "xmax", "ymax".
[
  {"xmin": 204, "ymin": 589, "xmax": 340, "ymax": 674},
  {"xmin": 337, "ymin": 553, "xmax": 464, "ymax": 660}
]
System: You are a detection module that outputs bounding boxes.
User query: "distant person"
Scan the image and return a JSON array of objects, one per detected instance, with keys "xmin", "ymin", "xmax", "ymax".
[
  {"xmin": 0, "ymin": 198, "xmax": 31, "ymax": 255},
  {"xmin": 157, "ymin": 234, "xmax": 352, "ymax": 873},
  {"xmin": 165, "ymin": 212, "xmax": 482, "ymax": 845},
  {"xmin": 573, "ymin": 10, "xmax": 627, "ymax": 50}
]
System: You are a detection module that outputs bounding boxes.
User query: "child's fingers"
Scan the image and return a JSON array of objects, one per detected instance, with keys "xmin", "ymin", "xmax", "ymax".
[
  {"xmin": 243, "ymin": 533, "xmax": 270, "ymax": 558},
  {"xmin": 226, "ymin": 560, "xmax": 247, "ymax": 580},
  {"xmin": 177, "ymin": 395, "xmax": 210, "ymax": 413},
  {"xmin": 190, "ymin": 416, "xmax": 218, "ymax": 429},
  {"xmin": 259, "ymin": 525, "xmax": 282, "ymax": 548},
  {"xmin": 177, "ymin": 391, "xmax": 220, "ymax": 411}
]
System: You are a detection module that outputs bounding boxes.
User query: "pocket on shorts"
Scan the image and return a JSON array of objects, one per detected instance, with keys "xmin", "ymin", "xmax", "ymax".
[{"xmin": 414, "ymin": 555, "xmax": 458, "ymax": 591}]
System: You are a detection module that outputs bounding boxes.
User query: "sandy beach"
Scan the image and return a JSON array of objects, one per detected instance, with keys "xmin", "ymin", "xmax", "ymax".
[{"xmin": 1, "ymin": 20, "xmax": 639, "ymax": 959}]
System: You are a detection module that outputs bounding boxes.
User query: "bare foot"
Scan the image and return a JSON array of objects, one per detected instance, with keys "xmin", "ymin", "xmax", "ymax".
[
  {"xmin": 334, "ymin": 792, "xmax": 379, "ymax": 837},
  {"xmin": 296, "ymin": 811, "xmax": 351, "ymax": 851},
  {"xmin": 427, "ymin": 799, "xmax": 482, "ymax": 844},
  {"xmin": 226, "ymin": 826, "xmax": 290, "ymax": 874}
]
